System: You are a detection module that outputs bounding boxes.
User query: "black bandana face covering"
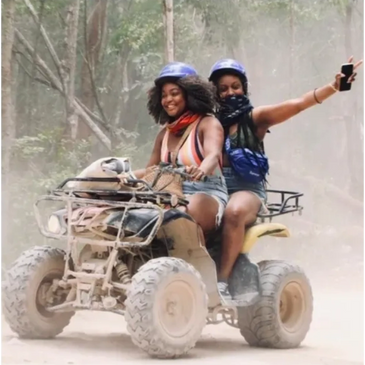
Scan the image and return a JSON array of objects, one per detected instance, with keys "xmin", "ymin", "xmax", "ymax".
[
  {"xmin": 218, "ymin": 94, "xmax": 254, "ymax": 128},
  {"xmin": 220, "ymin": 95, "xmax": 269, "ymax": 183}
]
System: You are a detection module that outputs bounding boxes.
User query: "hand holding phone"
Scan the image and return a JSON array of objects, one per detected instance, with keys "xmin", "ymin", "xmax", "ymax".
[
  {"xmin": 335, "ymin": 56, "xmax": 363, "ymax": 92},
  {"xmin": 339, "ymin": 63, "xmax": 354, "ymax": 92}
]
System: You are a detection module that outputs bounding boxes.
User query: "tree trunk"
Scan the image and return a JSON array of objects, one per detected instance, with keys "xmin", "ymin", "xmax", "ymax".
[
  {"xmin": 289, "ymin": 0, "xmax": 295, "ymax": 97},
  {"xmin": 344, "ymin": 0, "xmax": 363, "ymax": 200},
  {"xmin": 12, "ymin": 51, "xmax": 19, "ymax": 136},
  {"xmin": 14, "ymin": 28, "xmax": 111, "ymax": 150},
  {"xmin": 79, "ymin": 0, "xmax": 108, "ymax": 139},
  {"xmin": 1, "ymin": 0, "xmax": 16, "ymax": 245},
  {"xmin": 113, "ymin": 48, "xmax": 130, "ymax": 128},
  {"xmin": 63, "ymin": 0, "xmax": 80, "ymax": 140},
  {"xmin": 162, "ymin": 0, "xmax": 174, "ymax": 63}
]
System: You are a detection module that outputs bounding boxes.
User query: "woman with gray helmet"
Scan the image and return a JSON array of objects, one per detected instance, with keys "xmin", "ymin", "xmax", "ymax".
[{"xmin": 209, "ymin": 56, "xmax": 362, "ymax": 302}]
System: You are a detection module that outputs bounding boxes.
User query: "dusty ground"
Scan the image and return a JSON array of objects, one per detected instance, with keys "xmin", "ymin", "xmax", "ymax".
[{"xmin": 1, "ymin": 285, "xmax": 363, "ymax": 365}]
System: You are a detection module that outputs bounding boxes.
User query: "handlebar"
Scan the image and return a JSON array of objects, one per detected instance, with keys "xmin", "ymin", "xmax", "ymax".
[
  {"xmin": 56, "ymin": 177, "xmax": 121, "ymax": 190},
  {"xmin": 159, "ymin": 165, "xmax": 208, "ymax": 182},
  {"xmin": 55, "ymin": 165, "xmax": 208, "ymax": 192}
]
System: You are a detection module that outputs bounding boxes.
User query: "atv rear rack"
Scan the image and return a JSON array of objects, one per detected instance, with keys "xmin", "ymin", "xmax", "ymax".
[{"xmin": 257, "ymin": 189, "xmax": 303, "ymax": 221}]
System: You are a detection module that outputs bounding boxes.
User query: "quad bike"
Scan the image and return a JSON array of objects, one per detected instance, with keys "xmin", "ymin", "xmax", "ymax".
[{"xmin": 2, "ymin": 160, "xmax": 313, "ymax": 359}]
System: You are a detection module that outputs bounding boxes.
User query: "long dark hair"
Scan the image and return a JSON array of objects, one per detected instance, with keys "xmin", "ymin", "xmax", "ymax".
[
  {"xmin": 214, "ymin": 72, "xmax": 268, "ymax": 181},
  {"xmin": 211, "ymin": 70, "xmax": 260, "ymax": 146},
  {"xmin": 147, "ymin": 75, "xmax": 217, "ymax": 124}
]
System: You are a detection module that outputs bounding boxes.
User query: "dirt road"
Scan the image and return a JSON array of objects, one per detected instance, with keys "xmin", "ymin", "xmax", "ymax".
[{"xmin": 2, "ymin": 287, "xmax": 363, "ymax": 365}]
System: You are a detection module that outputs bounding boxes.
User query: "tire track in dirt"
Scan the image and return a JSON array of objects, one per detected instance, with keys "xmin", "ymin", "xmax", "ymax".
[{"xmin": 2, "ymin": 290, "xmax": 363, "ymax": 365}]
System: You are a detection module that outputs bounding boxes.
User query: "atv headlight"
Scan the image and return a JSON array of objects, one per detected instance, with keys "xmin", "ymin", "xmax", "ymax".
[{"xmin": 48, "ymin": 215, "xmax": 62, "ymax": 234}]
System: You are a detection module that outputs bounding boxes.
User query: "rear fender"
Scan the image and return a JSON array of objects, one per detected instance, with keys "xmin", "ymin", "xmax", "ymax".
[
  {"xmin": 241, "ymin": 223, "xmax": 290, "ymax": 254},
  {"xmin": 157, "ymin": 214, "xmax": 221, "ymax": 308}
]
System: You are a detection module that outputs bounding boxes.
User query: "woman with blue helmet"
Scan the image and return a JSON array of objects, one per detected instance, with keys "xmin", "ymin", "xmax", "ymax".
[
  {"xmin": 209, "ymin": 56, "xmax": 362, "ymax": 301},
  {"xmin": 135, "ymin": 61, "xmax": 228, "ymax": 236}
]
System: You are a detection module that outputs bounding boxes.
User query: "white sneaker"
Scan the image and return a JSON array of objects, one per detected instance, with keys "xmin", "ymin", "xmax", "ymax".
[{"xmin": 217, "ymin": 281, "xmax": 232, "ymax": 303}]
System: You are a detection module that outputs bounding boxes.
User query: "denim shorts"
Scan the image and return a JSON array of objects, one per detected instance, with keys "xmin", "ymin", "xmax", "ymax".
[
  {"xmin": 183, "ymin": 175, "xmax": 228, "ymax": 227},
  {"xmin": 223, "ymin": 167, "xmax": 268, "ymax": 214}
]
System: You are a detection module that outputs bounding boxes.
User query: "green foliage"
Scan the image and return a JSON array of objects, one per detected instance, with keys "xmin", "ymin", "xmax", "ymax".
[
  {"xmin": 14, "ymin": 129, "xmax": 92, "ymax": 186},
  {"xmin": 4, "ymin": 128, "xmax": 141, "ymax": 265},
  {"xmin": 4, "ymin": 0, "xmax": 363, "ymax": 266},
  {"xmin": 109, "ymin": 0, "xmax": 165, "ymax": 77},
  {"xmin": 6, "ymin": 131, "xmax": 92, "ymax": 259},
  {"xmin": 14, "ymin": 0, "xmax": 67, "ymax": 17}
]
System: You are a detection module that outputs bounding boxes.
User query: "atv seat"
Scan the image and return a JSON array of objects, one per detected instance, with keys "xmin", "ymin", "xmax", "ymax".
[
  {"xmin": 105, "ymin": 208, "xmax": 194, "ymax": 239},
  {"xmin": 105, "ymin": 208, "xmax": 161, "ymax": 238}
]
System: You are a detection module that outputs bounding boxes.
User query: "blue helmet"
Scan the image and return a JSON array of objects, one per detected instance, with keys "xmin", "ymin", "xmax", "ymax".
[
  {"xmin": 154, "ymin": 62, "xmax": 198, "ymax": 85},
  {"xmin": 208, "ymin": 58, "xmax": 247, "ymax": 82}
]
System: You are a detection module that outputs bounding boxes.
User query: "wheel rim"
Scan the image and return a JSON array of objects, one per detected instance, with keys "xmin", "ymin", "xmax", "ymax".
[
  {"xmin": 279, "ymin": 281, "xmax": 306, "ymax": 333},
  {"xmin": 157, "ymin": 280, "xmax": 197, "ymax": 338},
  {"xmin": 35, "ymin": 270, "xmax": 63, "ymax": 319}
]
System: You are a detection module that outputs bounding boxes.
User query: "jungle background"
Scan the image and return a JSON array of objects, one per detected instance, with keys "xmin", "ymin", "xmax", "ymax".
[{"xmin": 1, "ymin": 0, "xmax": 363, "ymax": 289}]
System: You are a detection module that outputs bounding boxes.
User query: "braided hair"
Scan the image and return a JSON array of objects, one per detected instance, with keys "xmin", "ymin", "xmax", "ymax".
[{"xmin": 213, "ymin": 71, "xmax": 268, "ymax": 181}]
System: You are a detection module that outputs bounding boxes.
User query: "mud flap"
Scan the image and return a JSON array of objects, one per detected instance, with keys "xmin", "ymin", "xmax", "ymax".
[{"xmin": 228, "ymin": 253, "xmax": 261, "ymax": 307}]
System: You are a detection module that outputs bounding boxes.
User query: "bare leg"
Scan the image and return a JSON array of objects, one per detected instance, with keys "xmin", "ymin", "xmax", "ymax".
[
  {"xmin": 218, "ymin": 191, "xmax": 261, "ymax": 299},
  {"xmin": 177, "ymin": 201, "xmax": 206, "ymax": 246},
  {"xmin": 185, "ymin": 193, "xmax": 219, "ymax": 234}
]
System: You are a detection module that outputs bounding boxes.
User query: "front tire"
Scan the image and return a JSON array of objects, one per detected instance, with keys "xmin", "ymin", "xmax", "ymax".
[
  {"xmin": 237, "ymin": 260, "xmax": 313, "ymax": 349},
  {"xmin": 2, "ymin": 246, "xmax": 74, "ymax": 339},
  {"xmin": 125, "ymin": 257, "xmax": 208, "ymax": 358}
]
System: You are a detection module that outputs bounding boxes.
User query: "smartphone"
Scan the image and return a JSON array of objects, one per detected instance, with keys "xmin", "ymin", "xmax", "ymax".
[{"xmin": 339, "ymin": 63, "xmax": 354, "ymax": 92}]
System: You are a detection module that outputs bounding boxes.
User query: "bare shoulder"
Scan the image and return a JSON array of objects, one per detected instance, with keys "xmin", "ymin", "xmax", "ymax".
[
  {"xmin": 200, "ymin": 115, "xmax": 223, "ymax": 130},
  {"xmin": 155, "ymin": 127, "xmax": 167, "ymax": 142}
]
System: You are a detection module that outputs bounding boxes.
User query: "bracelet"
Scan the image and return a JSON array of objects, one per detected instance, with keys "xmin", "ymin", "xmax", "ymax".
[
  {"xmin": 329, "ymin": 83, "xmax": 338, "ymax": 92},
  {"xmin": 313, "ymin": 88, "xmax": 322, "ymax": 104}
]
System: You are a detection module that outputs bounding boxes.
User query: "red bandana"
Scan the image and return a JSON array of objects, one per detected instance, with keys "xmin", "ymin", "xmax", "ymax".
[{"xmin": 166, "ymin": 112, "xmax": 200, "ymax": 135}]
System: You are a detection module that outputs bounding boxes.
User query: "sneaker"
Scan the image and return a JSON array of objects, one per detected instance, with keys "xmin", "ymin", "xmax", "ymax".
[{"xmin": 217, "ymin": 281, "xmax": 232, "ymax": 304}]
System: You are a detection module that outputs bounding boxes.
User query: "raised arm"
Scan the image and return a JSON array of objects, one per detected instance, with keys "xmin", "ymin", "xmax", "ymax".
[{"xmin": 252, "ymin": 57, "xmax": 362, "ymax": 130}]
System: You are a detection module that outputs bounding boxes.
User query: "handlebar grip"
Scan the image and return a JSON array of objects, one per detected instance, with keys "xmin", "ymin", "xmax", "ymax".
[
  {"xmin": 181, "ymin": 172, "xmax": 208, "ymax": 182},
  {"xmin": 181, "ymin": 170, "xmax": 208, "ymax": 182}
]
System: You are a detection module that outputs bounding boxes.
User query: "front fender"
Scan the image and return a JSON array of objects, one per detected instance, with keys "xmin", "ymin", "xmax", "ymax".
[
  {"xmin": 241, "ymin": 223, "xmax": 290, "ymax": 254},
  {"xmin": 157, "ymin": 215, "xmax": 221, "ymax": 308}
]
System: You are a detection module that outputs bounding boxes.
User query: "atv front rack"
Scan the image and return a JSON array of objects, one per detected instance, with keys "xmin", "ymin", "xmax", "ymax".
[
  {"xmin": 34, "ymin": 194, "xmax": 165, "ymax": 248},
  {"xmin": 35, "ymin": 177, "xmax": 189, "ymax": 251},
  {"xmin": 257, "ymin": 189, "xmax": 303, "ymax": 221},
  {"xmin": 52, "ymin": 177, "xmax": 190, "ymax": 207}
]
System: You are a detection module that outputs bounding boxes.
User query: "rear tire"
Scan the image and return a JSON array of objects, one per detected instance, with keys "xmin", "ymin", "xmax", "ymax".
[
  {"xmin": 125, "ymin": 257, "xmax": 208, "ymax": 358},
  {"xmin": 237, "ymin": 260, "xmax": 313, "ymax": 348},
  {"xmin": 2, "ymin": 246, "xmax": 74, "ymax": 339}
]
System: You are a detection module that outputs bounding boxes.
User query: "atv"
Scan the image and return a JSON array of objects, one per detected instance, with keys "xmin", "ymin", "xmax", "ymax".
[{"xmin": 2, "ymin": 160, "xmax": 313, "ymax": 359}]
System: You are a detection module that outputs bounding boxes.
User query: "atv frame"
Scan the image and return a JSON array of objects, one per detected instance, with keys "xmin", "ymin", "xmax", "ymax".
[{"xmin": 2, "ymin": 175, "xmax": 313, "ymax": 359}]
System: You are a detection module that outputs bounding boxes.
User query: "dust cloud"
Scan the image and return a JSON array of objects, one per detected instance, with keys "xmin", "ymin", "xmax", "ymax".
[{"xmin": 1, "ymin": 0, "xmax": 364, "ymax": 364}]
